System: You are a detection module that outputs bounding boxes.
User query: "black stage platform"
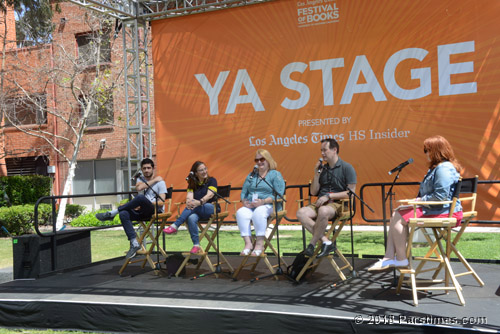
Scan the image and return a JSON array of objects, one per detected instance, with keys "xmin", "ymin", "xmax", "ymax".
[{"xmin": 0, "ymin": 255, "xmax": 498, "ymax": 333}]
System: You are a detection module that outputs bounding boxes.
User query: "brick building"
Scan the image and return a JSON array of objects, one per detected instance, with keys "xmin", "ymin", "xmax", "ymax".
[{"xmin": 0, "ymin": 2, "xmax": 154, "ymax": 209}]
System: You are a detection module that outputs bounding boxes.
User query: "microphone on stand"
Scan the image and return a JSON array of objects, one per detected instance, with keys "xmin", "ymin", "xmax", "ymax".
[
  {"xmin": 249, "ymin": 165, "xmax": 258, "ymax": 179},
  {"xmin": 131, "ymin": 170, "xmax": 142, "ymax": 182},
  {"xmin": 185, "ymin": 171, "xmax": 194, "ymax": 181},
  {"xmin": 388, "ymin": 158, "xmax": 414, "ymax": 175},
  {"xmin": 317, "ymin": 158, "xmax": 324, "ymax": 174}
]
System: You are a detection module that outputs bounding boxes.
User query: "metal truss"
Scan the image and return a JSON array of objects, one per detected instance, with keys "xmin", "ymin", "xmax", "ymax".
[
  {"xmin": 67, "ymin": 0, "xmax": 273, "ymax": 189},
  {"xmin": 122, "ymin": 19, "xmax": 152, "ymax": 184},
  {"xmin": 67, "ymin": 0, "xmax": 273, "ymax": 21}
]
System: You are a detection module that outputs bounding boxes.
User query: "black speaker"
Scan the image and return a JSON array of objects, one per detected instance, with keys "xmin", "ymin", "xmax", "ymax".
[{"xmin": 13, "ymin": 231, "xmax": 92, "ymax": 279}]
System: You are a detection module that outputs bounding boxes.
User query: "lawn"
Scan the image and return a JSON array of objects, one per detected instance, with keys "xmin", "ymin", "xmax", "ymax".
[{"xmin": 2, "ymin": 227, "xmax": 498, "ymax": 269}]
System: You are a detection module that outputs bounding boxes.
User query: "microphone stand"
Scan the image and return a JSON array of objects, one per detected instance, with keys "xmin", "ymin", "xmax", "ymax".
[
  {"xmin": 373, "ymin": 168, "xmax": 403, "ymax": 296},
  {"xmin": 135, "ymin": 176, "xmax": 163, "ymax": 272},
  {"xmin": 191, "ymin": 187, "xmax": 232, "ymax": 280},
  {"xmin": 250, "ymin": 174, "xmax": 286, "ymax": 282}
]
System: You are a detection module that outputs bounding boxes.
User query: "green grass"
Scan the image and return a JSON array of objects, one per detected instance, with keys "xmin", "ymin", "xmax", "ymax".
[
  {"xmin": 0, "ymin": 237, "xmax": 12, "ymax": 268},
  {"xmin": 1, "ymin": 228, "xmax": 499, "ymax": 270}
]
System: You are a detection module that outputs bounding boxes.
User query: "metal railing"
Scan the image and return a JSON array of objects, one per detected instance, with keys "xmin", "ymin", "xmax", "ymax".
[{"xmin": 30, "ymin": 180, "xmax": 499, "ymax": 273}]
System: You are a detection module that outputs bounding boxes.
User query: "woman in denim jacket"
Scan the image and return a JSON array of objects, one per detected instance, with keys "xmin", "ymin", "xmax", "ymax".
[{"xmin": 368, "ymin": 135, "xmax": 463, "ymax": 271}]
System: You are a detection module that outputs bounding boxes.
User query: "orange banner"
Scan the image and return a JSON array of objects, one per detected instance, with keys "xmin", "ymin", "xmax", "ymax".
[{"xmin": 152, "ymin": 0, "xmax": 500, "ymax": 221}]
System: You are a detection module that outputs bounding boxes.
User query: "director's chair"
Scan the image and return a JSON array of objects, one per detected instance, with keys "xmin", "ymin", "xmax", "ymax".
[
  {"xmin": 119, "ymin": 186, "xmax": 173, "ymax": 275},
  {"xmin": 175, "ymin": 185, "xmax": 234, "ymax": 277},
  {"xmin": 295, "ymin": 190, "xmax": 353, "ymax": 282},
  {"xmin": 413, "ymin": 176, "xmax": 484, "ymax": 286},
  {"xmin": 396, "ymin": 178, "xmax": 465, "ymax": 306},
  {"xmin": 232, "ymin": 192, "xmax": 288, "ymax": 280}
]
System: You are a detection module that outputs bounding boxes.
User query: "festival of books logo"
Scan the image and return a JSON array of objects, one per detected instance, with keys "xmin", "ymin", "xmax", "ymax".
[{"xmin": 296, "ymin": 0, "xmax": 339, "ymax": 28}]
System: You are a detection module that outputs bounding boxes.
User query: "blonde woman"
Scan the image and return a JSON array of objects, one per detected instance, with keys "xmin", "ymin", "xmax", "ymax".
[{"xmin": 236, "ymin": 149, "xmax": 285, "ymax": 256}]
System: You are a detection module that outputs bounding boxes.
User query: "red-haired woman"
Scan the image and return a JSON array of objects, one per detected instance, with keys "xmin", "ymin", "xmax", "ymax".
[{"xmin": 368, "ymin": 135, "xmax": 463, "ymax": 271}]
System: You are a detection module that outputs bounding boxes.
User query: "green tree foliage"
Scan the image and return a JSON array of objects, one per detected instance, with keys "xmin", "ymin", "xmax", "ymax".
[{"xmin": 0, "ymin": 0, "xmax": 56, "ymax": 46}]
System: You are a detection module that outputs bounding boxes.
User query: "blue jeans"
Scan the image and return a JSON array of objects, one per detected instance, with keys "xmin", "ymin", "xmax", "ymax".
[
  {"xmin": 172, "ymin": 203, "xmax": 214, "ymax": 245},
  {"xmin": 118, "ymin": 194, "xmax": 155, "ymax": 241}
]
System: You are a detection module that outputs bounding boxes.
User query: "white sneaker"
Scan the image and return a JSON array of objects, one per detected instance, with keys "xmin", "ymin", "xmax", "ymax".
[
  {"xmin": 367, "ymin": 258, "xmax": 395, "ymax": 272},
  {"xmin": 394, "ymin": 258, "xmax": 409, "ymax": 267}
]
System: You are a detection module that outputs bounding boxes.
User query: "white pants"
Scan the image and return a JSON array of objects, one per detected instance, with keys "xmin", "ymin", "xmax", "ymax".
[{"xmin": 236, "ymin": 205, "xmax": 273, "ymax": 237}]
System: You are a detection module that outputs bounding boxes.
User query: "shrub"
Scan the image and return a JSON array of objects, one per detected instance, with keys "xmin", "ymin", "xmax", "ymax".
[
  {"xmin": 0, "ymin": 175, "xmax": 51, "ymax": 205},
  {"xmin": 70, "ymin": 210, "xmax": 121, "ymax": 227},
  {"xmin": 65, "ymin": 204, "xmax": 86, "ymax": 219},
  {"xmin": 0, "ymin": 204, "xmax": 53, "ymax": 236}
]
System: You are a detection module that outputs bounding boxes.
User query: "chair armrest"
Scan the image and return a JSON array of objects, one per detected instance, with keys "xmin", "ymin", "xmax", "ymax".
[
  {"xmin": 397, "ymin": 199, "xmax": 412, "ymax": 204},
  {"xmin": 406, "ymin": 200, "xmax": 453, "ymax": 205},
  {"xmin": 175, "ymin": 201, "xmax": 187, "ymax": 216}
]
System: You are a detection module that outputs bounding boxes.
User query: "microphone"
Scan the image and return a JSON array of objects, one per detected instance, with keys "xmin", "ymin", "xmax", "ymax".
[
  {"xmin": 185, "ymin": 171, "xmax": 194, "ymax": 181},
  {"xmin": 131, "ymin": 170, "xmax": 142, "ymax": 182},
  {"xmin": 249, "ymin": 165, "xmax": 258, "ymax": 179},
  {"xmin": 317, "ymin": 158, "xmax": 324, "ymax": 174},
  {"xmin": 388, "ymin": 158, "xmax": 414, "ymax": 175}
]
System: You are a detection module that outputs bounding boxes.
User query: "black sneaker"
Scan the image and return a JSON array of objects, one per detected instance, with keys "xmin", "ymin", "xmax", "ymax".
[
  {"xmin": 317, "ymin": 243, "xmax": 336, "ymax": 258},
  {"xmin": 96, "ymin": 212, "xmax": 114, "ymax": 221},
  {"xmin": 304, "ymin": 244, "xmax": 315, "ymax": 257},
  {"xmin": 126, "ymin": 244, "xmax": 141, "ymax": 259}
]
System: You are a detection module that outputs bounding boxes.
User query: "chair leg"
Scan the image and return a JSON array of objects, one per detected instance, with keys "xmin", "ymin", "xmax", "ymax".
[
  {"xmin": 452, "ymin": 244, "xmax": 485, "ymax": 286},
  {"xmin": 410, "ymin": 272, "xmax": 418, "ymax": 306},
  {"xmin": 434, "ymin": 228, "xmax": 465, "ymax": 306},
  {"xmin": 176, "ymin": 255, "xmax": 191, "ymax": 277},
  {"xmin": 294, "ymin": 256, "xmax": 316, "ymax": 282}
]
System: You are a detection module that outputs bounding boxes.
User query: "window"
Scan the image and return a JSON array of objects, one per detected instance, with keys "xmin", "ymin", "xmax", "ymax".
[
  {"xmin": 76, "ymin": 31, "xmax": 111, "ymax": 66},
  {"xmin": 6, "ymin": 156, "xmax": 48, "ymax": 176},
  {"xmin": 73, "ymin": 159, "xmax": 117, "ymax": 194},
  {"xmin": 4, "ymin": 94, "xmax": 47, "ymax": 127},
  {"xmin": 79, "ymin": 93, "xmax": 113, "ymax": 127}
]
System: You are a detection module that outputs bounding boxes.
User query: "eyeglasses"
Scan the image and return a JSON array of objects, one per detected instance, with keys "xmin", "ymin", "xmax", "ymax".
[
  {"xmin": 254, "ymin": 157, "xmax": 266, "ymax": 163},
  {"xmin": 196, "ymin": 168, "xmax": 207, "ymax": 173}
]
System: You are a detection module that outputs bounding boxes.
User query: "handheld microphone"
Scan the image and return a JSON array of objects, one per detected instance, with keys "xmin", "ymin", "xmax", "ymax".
[
  {"xmin": 185, "ymin": 171, "xmax": 194, "ymax": 181},
  {"xmin": 388, "ymin": 158, "xmax": 414, "ymax": 175},
  {"xmin": 249, "ymin": 165, "xmax": 258, "ymax": 179},
  {"xmin": 131, "ymin": 170, "xmax": 142, "ymax": 182},
  {"xmin": 317, "ymin": 158, "xmax": 324, "ymax": 174}
]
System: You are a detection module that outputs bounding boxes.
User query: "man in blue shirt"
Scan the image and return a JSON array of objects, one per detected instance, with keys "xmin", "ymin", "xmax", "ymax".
[
  {"xmin": 96, "ymin": 158, "xmax": 167, "ymax": 259},
  {"xmin": 296, "ymin": 138, "xmax": 357, "ymax": 258}
]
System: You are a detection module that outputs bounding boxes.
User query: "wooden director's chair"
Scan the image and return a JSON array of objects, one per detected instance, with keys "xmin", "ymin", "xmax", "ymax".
[
  {"xmin": 174, "ymin": 185, "xmax": 234, "ymax": 278},
  {"xmin": 119, "ymin": 187, "xmax": 173, "ymax": 275},
  {"xmin": 411, "ymin": 176, "xmax": 484, "ymax": 286},
  {"xmin": 396, "ymin": 178, "xmax": 465, "ymax": 306},
  {"xmin": 232, "ymin": 191, "xmax": 288, "ymax": 280},
  {"xmin": 294, "ymin": 184, "xmax": 353, "ymax": 282}
]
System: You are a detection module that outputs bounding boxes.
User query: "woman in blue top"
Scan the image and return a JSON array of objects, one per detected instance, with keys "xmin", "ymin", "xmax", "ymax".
[
  {"xmin": 163, "ymin": 161, "xmax": 217, "ymax": 254},
  {"xmin": 368, "ymin": 135, "xmax": 463, "ymax": 271},
  {"xmin": 236, "ymin": 149, "xmax": 285, "ymax": 256}
]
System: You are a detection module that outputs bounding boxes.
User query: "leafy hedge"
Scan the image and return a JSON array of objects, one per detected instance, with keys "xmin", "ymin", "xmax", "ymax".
[
  {"xmin": 0, "ymin": 204, "xmax": 52, "ymax": 236},
  {"xmin": 0, "ymin": 175, "xmax": 51, "ymax": 206},
  {"xmin": 70, "ymin": 210, "xmax": 121, "ymax": 227}
]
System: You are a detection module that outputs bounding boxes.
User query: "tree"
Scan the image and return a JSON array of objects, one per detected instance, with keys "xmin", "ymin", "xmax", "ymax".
[
  {"xmin": 2, "ymin": 7, "xmax": 124, "ymax": 229},
  {"xmin": 13, "ymin": 0, "xmax": 55, "ymax": 46}
]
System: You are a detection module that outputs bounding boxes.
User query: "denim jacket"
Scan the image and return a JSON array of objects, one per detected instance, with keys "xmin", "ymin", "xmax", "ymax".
[
  {"xmin": 241, "ymin": 169, "xmax": 285, "ymax": 210},
  {"xmin": 418, "ymin": 161, "xmax": 462, "ymax": 215}
]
